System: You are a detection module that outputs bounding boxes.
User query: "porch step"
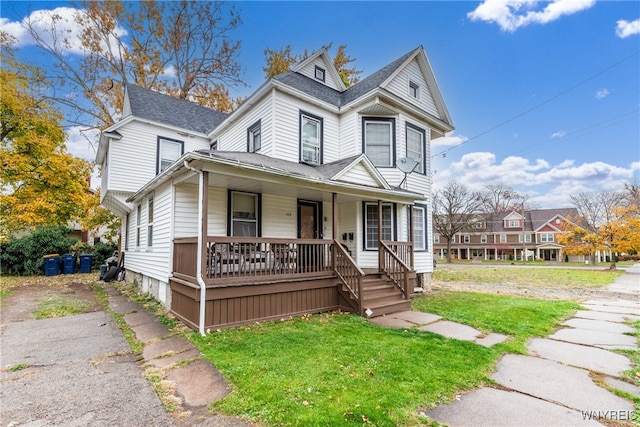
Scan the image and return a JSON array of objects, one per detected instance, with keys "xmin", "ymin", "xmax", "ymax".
[{"xmin": 361, "ymin": 274, "xmax": 410, "ymax": 318}]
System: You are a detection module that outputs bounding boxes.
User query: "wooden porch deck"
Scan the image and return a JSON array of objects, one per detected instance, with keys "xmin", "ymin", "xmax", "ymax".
[{"xmin": 171, "ymin": 236, "xmax": 415, "ymax": 330}]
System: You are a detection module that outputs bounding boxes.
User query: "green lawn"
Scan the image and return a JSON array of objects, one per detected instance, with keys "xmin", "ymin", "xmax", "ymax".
[
  {"xmin": 433, "ymin": 266, "xmax": 624, "ymax": 287},
  {"xmin": 190, "ymin": 292, "xmax": 580, "ymax": 426}
]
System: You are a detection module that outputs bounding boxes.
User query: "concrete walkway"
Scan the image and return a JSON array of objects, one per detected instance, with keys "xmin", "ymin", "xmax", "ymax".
[
  {"xmin": 104, "ymin": 283, "xmax": 251, "ymax": 426},
  {"xmin": 425, "ymin": 264, "xmax": 640, "ymax": 427}
]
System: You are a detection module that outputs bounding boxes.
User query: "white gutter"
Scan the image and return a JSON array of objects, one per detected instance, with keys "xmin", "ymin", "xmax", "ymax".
[{"xmin": 183, "ymin": 160, "xmax": 207, "ymax": 336}]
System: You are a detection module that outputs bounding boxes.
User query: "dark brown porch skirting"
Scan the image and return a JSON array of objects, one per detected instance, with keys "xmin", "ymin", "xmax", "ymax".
[{"xmin": 170, "ymin": 275, "xmax": 353, "ymax": 330}]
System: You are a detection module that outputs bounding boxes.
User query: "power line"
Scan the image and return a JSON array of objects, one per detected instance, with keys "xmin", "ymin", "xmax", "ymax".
[{"xmin": 432, "ymin": 49, "xmax": 640, "ymax": 159}]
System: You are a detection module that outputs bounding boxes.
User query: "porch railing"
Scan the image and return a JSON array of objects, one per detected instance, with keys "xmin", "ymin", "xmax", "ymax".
[
  {"xmin": 382, "ymin": 241, "xmax": 414, "ymax": 269},
  {"xmin": 379, "ymin": 240, "xmax": 412, "ymax": 299},
  {"xmin": 174, "ymin": 236, "xmax": 333, "ymax": 285},
  {"xmin": 332, "ymin": 239, "xmax": 364, "ymax": 315}
]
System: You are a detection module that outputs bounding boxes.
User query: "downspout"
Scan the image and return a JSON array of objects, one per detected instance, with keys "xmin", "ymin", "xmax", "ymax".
[{"xmin": 184, "ymin": 160, "xmax": 207, "ymax": 336}]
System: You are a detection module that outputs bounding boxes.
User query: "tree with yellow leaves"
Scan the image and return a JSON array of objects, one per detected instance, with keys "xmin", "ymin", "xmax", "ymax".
[
  {"xmin": 0, "ymin": 52, "xmax": 92, "ymax": 237},
  {"xmin": 557, "ymin": 190, "xmax": 633, "ymax": 269}
]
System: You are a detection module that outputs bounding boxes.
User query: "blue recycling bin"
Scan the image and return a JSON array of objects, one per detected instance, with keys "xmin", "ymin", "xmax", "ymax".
[
  {"xmin": 43, "ymin": 254, "xmax": 60, "ymax": 276},
  {"xmin": 61, "ymin": 254, "xmax": 76, "ymax": 274},
  {"xmin": 79, "ymin": 254, "xmax": 93, "ymax": 273}
]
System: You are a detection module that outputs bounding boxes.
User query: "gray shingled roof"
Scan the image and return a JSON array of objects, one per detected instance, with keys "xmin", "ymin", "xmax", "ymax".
[
  {"xmin": 194, "ymin": 150, "xmax": 365, "ymax": 182},
  {"xmin": 272, "ymin": 47, "xmax": 421, "ymax": 108},
  {"xmin": 125, "ymin": 84, "xmax": 228, "ymax": 134}
]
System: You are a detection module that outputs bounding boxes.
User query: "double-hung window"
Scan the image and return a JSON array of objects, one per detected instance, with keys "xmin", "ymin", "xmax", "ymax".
[
  {"xmin": 409, "ymin": 80, "xmax": 420, "ymax": 99},
  {"xmin": 136, "ymin": 205, "xmax": 141, "ymax": 248},
  {"xmin": 363, "ymin": 118, "xmax": 395, "ymax": 167},
  {"xmin": 157, "ymin": 137, "xmax": 184, "ymax": 174},
  {"xmin": 364, "ymin": 202, "xmax": 394, "ymax": 250},
  {"xmin": 411, "ymin": 205, "xmax": 427, "ymax": 251},
  {"xmin": 300, "ymin": 111, "xmax": 323, "ymax": 165},
  {"xmin": 147, "ymin": 195, "xmax": 154, "ymax": 248},
  {"xmin": 229, "ymin": 191, "xmax": 260, "ymax": 237},
  {"xmin": 540, "ymin": 233, "xmax": 554, "ymax": 243},
  {"xmin": 247, "ymin": 120, "xmax": 261, "ymax": 152},
  {"xmin": 406, "ymin": 124, "xmax": 425, "ymax": 174}
]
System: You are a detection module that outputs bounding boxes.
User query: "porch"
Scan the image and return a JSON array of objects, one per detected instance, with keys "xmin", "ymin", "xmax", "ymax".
[{"xmin": 170, "ymin": 236, "xmax": 415, "ymax": 330}]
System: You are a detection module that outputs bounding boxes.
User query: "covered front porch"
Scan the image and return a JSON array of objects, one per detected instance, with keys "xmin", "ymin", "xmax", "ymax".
[{"xmin": 153, "ymin": 151, "xmax": 422, "ymax": 332}]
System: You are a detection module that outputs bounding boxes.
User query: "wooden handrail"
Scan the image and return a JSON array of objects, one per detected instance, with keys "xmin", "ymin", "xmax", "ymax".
[
  {"xmin": 332, "ymin": 240, "xmax": 364, "ymax": 315},
  {"xmin": 379, "ymin": 240, "xmax": 412, "ymax": 299}
]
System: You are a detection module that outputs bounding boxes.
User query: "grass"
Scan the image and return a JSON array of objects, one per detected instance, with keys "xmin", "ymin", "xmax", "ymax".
[
  {"xmin": 33, "ymin": 295, "xmax": 89, "ymax": 319},
  {"xmin": 433, "ymin": 266, "xmax": 624, "ymax": 287},
  {"xmin": 412, "ymin": 291, "xmax": 581, "ymax": 353},
  {"xmin": 190, "ymin": 290, "xmax": 580, "ymax": 426}
]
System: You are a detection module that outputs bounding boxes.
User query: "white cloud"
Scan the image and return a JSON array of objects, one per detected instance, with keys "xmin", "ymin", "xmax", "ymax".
[
  {"xmin": 1, "ymin": 7, "xmax": 127, "ymax": 55},
  {"xmin": 616, "ymin": 19, "xmax": 640, "ymax": 39},
  {"xmin": 467, "ymin": 0, "xmax": 596, "ymax": 32},
  {"xmin": 432, "ymin": 134, "xmax": 469, "ymax": 149},
  {"xmin": 65, "ymin": 126, "xmax": 98, "ymax": 161},
  {"xmin": 595, "ymin": 88, "xmax": 610, "ymax": 99},
  {"xmin": 551, "ymin": 130, "xmax": 566, "ymax": 138},
  {"xmin": 435, "ymin": 152, "xmax": 634, "ymax": 207}
]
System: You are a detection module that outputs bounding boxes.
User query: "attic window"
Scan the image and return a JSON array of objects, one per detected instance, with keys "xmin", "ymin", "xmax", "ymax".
[
  {"xmin": 409, "ymin": 81, "xmax": 420, "ymax": 99},
  {"xmin": 314, "ymin": 65, "xmax": 325, "ymax": 82}
]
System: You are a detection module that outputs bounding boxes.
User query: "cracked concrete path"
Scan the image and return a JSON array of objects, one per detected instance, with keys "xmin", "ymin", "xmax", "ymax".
[{"xmin": 426, "ymin": 263, "xmax": 639, "ymax": 426}]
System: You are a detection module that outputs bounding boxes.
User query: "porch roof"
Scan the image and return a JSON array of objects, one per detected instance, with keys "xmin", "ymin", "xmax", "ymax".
[{"xmin": 127, "ymin": 150, "xmax": 424, "ymax": 204}]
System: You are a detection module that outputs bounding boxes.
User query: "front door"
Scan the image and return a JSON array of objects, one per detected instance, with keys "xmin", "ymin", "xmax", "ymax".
[
  {"xmin": 298, "ymin": 200, "xmax": 322, "ymax": 272},
  {"xmin": 298, "ymin": 200, "xmax": 321, "ymax": 239}
]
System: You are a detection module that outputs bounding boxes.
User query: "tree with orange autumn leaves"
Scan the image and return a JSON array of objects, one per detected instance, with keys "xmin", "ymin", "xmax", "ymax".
[{"xmin": 557, "ymin": 189, "xmax": 640, "ymax": 269}]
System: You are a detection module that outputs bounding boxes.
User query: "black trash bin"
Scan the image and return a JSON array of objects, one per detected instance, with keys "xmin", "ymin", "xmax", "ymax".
[
  {"xmin": 43, "ymin": 254, "xmax": 61, "ymax": 276},
  {"xmin": 61, "ymin": 254, "xmax": 76, "ymax": 274},
  {"xmin": 79, "ymin": 254, "xmax": 93, "ymax": 273}
]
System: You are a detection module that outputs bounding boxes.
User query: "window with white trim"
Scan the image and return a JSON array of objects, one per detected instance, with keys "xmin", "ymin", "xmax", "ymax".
[
  {"xmin": 540, "ymin": 233, "xmax": 554, "ymax": 242},
  {"xmin": 406, "ymin": 123, "xmax": 425, "ymax": 174},
  {"xmin": 136, "ymin": 205, "xmax": 141, "ymax": 248},
  {"xmin": 481, "ymin": 234, "xmax": 487, "ymax": 243},
  {"xmin": 500, "ymin": 234, "xmax": 507, "ymax": 243},
  {"xmin": 508, "ymin": 220, "xmax": 520, "ymax": 228},
  {"xmin": 409, "ymin": 80, "xmax": 420, "ymax": 99},
  {"xmin": 157, "ymin": 137, "xmax": 184, "ymax": 174},
  {"xmin": 463, "ymin": 235, "xmax": 470, "ymax": 243},
  {"xmin": 247, "ymin": 120, "xmax": 261, "ymax": 152},
  {"xmin": 519, "ymin": 234, "xmax": 532, "ymax": 243},
  {"xmin": 147, "ymin": 195, "xmax": 154, "ymax": 248},
  {"xmin": 363, "ymin": 118, "xmax": 394, "ymax": 167},
  {"xmin": 364, "ymin": 202, "xmax": 394, "ymax": 250},
  {"xmin": 230, "ymin": 191, "xmax": 259, "ymax": 237},
  {"xmin": 411, "ymin": 205, "xmax": 427, "ymax": 251},
  {"xmin": 433, "ymin": 234, "xmax": 440, "ymax": 244},
  {"xmin": 300, "ymin": 112, "xmax": 322, "ymax": 165}
]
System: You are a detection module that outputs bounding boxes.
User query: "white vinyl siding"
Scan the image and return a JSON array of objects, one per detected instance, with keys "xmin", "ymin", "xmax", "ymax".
[
  {"xmin": 386, "ymin": 59, "xmax": 438, "ymax": 116},
  {"xmin": 215, "ymin": 94, "xmax": 272, "ymax": 153},
  {"xmin": 106, "ymin": 121, "xmax": 209, "ymax": 193},
  {"xmin": 336, "ymin": 163, "xmax": 381, "ymax": 187},
  {"xmin": 297, "ymin": 57, "xmax": 342, "ymax": 90}
]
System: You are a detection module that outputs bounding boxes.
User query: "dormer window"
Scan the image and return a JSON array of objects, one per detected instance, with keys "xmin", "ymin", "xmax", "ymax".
[
  {"xmin": 508, "ymin": 220, "xmax": 520, "ymax": 228},
  {"xmin": 314, "ymin": 65, "xmax": 325, "ymax": 82},
  {"xmin": 409, "ymin": 80, "xmax": 420, "ymax": 99}
]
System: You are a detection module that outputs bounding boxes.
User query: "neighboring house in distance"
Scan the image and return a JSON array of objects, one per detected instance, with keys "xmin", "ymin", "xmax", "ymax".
[
  {"xmin": 432, "ymin": 208, "xmax": 602, "ymax": 262},
  {"xmin": 97, "ymin": 46, "xmax": 453, "ymax": 333}
]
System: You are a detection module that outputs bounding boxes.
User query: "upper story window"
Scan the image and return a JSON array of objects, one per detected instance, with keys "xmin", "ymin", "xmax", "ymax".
[
  {"xmin": 433, "ymin": 234, "xmax": 440, "ymax": 244},
  {"xmin": 229, "ymin": 191, "xmax": 260, "ymax": 237},
  {"xmin": 364, "ymin": 202, "xmax": 395, "ymax": 250},
  {"xmin": 507, "ymin": 219, "xmax": 520, "ymax": 228},
  {"xmin": 463, "ymin": 235, "xmax": 470, "ymax": 243},
  {"xmin": 409, "ymin": 80, "xmax": 420, "ymax": 99},
  {"xmin": 363, "ymin": 117, "xmax": 395, "ymax": 167},
  {"xmin": 519, "ymin": 234, "xmax": 532, "ymax": 243},
  {"xmin": 540, "ymin": 233, "xmax": 554, "ymax": 243},
  {"xmin": 481, "ymin": 234, "xmax": 487, "ymax": 243},
  {"xmin": 300, "ymin": 111, "xmax": 323, "ymax": 165},
  {"xmin": 247, "ymin": 120, "xmax": 261, "ymax": 153},
  {"xmin": 406, "ymin": 123, "xmax": 425, "ymax": 174},
  {"xmin": 157, "ymin": 136, "xmax": 184, "ymax": 174},
  {"xmin": 500, "ymin": 234, "xmax": 507, "ymax": 243},
  {"xmin": 314, "ymin": 65, "xmax": 325, "ymax": 82}
]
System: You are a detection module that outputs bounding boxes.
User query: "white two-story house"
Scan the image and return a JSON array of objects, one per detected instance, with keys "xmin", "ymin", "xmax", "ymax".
[{"xmin": 97, "ymin": 46, "xmax": 454, "ymax": 332}]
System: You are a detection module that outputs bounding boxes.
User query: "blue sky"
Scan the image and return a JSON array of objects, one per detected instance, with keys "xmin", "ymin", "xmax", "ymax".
[{"xmin": 2, "ymin": 1, "xmax": 639, "ymax": 208}]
